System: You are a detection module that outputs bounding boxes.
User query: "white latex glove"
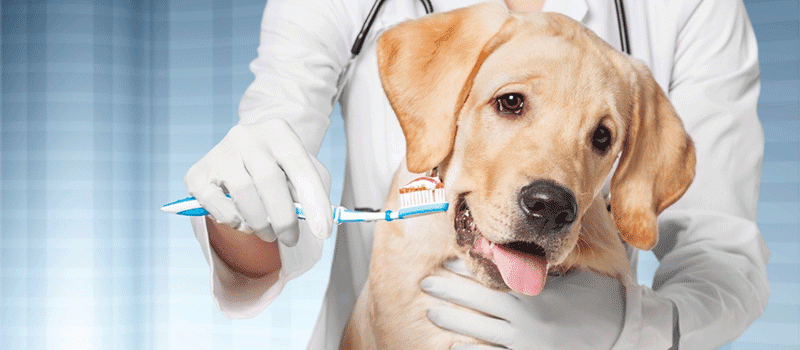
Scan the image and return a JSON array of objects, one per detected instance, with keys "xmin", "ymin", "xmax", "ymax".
[
  {"xmin": 184, "ymin": 118, "xmax": 332, "ymax": 246},
  {"xmin": 421, "ymin": 259, "xmax": 625, "ymax": 350}
]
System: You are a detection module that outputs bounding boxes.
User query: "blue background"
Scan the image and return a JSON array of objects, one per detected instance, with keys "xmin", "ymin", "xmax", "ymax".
[{"xmin": 0, "ymin": 0, "xmax": 797, "ymax": 348}]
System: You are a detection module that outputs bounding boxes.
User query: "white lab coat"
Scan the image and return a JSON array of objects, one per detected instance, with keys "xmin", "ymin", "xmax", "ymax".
[{"xmin": 190, "ymin": 0, "xmax": 770, "ymax": 348}]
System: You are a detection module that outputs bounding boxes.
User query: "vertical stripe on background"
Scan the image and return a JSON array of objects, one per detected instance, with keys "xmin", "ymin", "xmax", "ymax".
[
  {"xmin": 729, "ymin": 1, "xmax": 800, "ymax": 348},
  {"xmin": 212, "ymin": 0, "xmax": 234, "ymax": 348},
  {"xmin": 151, "ymin": 1, "xmax": 171, "ymax": 348},
  {"xmin": 93, "ymin": 2, "xmax": 113, "ymax": 348},
  {"xmin": 27, "ymin": 2, "xmax": 47, "ymax": 348}
]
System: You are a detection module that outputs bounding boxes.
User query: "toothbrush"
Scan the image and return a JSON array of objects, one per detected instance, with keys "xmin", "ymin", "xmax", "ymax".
[{"xmin": 161, "ymin": 176, "xmax": 448, "ymax": 224}]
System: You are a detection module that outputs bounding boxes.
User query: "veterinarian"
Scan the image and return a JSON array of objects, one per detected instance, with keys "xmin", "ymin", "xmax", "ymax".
[{"xmin": 184, "ymin": 0, "xmax": 769, "ymax": 348}]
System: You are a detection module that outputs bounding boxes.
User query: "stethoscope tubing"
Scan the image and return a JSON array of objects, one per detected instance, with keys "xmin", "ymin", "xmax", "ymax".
[
  {"xmin": 613, "ymin": 0, "xmax": 630, "ymax": 55},
  {"xmin": 350, "ymin": 0, "xmax": 434, "ymax": 56},
  {"xmin": 352, "ymin": 0, "xmax": 629, "ymax": 56},
  {"xmin": 337, "ymin": 0, "xmax": 630, "ymax": 101},
  {"xmin": 334, "ymin": 0, "xmax": 433, "ymax": 102}
]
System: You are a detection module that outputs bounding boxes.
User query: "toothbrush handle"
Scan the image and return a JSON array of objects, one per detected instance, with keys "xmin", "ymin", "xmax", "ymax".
[
  {"xmin": 162, "ymin": 196, "xmax": 447, "ymax": 223},
  {"xmin": 162, "ymin": 196, "xmax": 310, "ymax": 219},
  {"xmin": 163, "ymin": 196, "xmax": 371, "ymax": 226}
]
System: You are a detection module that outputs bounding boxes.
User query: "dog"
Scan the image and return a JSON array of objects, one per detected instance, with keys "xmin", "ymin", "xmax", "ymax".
[{"xmin": 340, "ymin": 2, "xmax": 696, "ymax": 348}]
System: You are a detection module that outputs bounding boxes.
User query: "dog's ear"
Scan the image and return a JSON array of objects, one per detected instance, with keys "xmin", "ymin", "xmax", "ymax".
[
  {"xmin": 376, "ymin": 2, "xmax": 511, "ymax": 173},
  {"xmin": 610, "ymin": 62, "xmax": 696, "ymax": 250}
]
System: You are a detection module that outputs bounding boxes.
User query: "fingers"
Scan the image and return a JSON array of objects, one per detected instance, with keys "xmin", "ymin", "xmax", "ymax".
[
  {"xmin": 185, "ymin": 120, "xmax": 333, "ymax": 245},
  {"xmin": 188, "ymin": 160, "xmax": 279, "ymax": 242},
  {"xmin": 225, "ymin": 167, "xmax": 271, "ymax": 233},
  {"xmin": 421, "ymin": 275, "xmax": 519, "ymax": 317},
  {"xmin": 185, "ymin": 162, "xmax": 244, "ymax": 229},
  {"xmin": 194, "ymin": 182, "xmax": 243, "ymax": 228},
  {"xmin": 240, "ymin": 143, "xmax": 300, "ymax": 246},
  {"xmin": 261, "ymin": 119, "xmax": 333, "ymax": 240},
  {"xmin": 427, "ymin": 306, "xmax": 512, "ymax": 347}
]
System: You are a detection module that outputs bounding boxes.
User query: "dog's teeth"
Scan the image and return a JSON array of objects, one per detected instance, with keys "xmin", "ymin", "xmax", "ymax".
[{"xmin": 490, "ymin": 242, "xmax": 495, "ymax": 249}]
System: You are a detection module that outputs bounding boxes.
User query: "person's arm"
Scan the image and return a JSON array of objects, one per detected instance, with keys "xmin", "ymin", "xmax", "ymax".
[
  {"xmin": 187, "ymin": 0, "xmax": 367, "ymax": 319},
  {"xmin": 206, "ymin": 217, "xmax": 281, "ymax": 279},
  {"xmin": 639, "ymin": 0, "xmax": 770, "ymax": 347}
]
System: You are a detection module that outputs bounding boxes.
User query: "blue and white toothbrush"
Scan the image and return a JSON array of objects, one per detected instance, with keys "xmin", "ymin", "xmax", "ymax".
[{"xmin": 161, "ymin": 176, "xmax": 448, "ymax": 224}]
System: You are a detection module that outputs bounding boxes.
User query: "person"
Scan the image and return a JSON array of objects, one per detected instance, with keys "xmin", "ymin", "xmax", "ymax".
[{"xmin": 183, "ymin": 0, "xmax": 770, "ymax": 348}]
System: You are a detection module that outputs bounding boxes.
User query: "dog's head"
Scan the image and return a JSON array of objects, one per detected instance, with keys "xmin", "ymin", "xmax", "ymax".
[{"xmin": 377, "ymin": 2, "xmax": 695, "ymax": 295}]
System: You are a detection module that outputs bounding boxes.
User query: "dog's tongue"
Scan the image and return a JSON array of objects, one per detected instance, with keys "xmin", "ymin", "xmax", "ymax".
[{"xmin": 476, "ymin": 237, "xmax": 547, "ymax": 296}]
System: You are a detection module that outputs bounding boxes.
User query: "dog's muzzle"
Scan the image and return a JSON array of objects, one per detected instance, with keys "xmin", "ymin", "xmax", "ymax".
[
  {"xmin": 518, "ymin": 180, "xmax": 577, "ymax": 237},
  {"xmin": 455, "ymin": 197, "xmax": 551, "ymax": 295}
]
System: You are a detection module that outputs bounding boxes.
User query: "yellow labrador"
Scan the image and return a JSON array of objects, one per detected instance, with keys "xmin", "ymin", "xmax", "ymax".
[{"xmin": 341, "ymin": 2, "xmax": 695, "ymax": 348}]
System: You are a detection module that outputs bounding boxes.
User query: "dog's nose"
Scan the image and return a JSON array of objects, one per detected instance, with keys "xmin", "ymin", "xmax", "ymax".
[{"xmin": 519, "ymin": 180, "xmax": 577, "ymax": 234}]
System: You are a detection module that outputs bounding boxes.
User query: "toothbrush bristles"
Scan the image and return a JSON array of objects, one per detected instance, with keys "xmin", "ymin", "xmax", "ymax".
[{"xmin": 399, "ymin": 176, "xmax": 446, "ymax": 208}]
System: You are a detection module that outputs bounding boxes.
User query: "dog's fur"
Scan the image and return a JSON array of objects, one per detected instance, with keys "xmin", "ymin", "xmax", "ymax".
[{"xmin": 340, "ymin": 3, "xmax": 696, "ymax": 349}]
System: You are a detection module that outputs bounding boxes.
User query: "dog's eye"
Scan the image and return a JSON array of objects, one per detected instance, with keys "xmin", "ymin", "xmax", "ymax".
[
  {"xmin": 496, "ymin": 93, "xmax": 524, "ymax": 115},
  {"xmin": 591, "ymin": 124, "xmax": 612, "ymax": 153}
]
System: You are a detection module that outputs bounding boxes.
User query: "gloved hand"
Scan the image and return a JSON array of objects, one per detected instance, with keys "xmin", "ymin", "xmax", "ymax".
[
  {"xmin": 421, "ymin": 259, "xmax": 626, "ymax": 350},
  {"xmin": 184, "ymin": 118, "xmax": 332, "ymax": 247}
]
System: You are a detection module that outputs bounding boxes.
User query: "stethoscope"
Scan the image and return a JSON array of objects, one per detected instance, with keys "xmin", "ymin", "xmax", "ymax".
[{"xmin": 334, "ymin": 0, "xmax": 630, "ymax": 102}]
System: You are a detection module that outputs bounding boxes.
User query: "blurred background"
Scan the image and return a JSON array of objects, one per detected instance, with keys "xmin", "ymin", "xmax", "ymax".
[{"xmin": 0, "ymin": 0, "xmax": 797, "ymax": 348}]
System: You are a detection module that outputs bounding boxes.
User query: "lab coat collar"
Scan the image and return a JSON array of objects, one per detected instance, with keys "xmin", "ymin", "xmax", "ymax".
[
  {"xmin": 434, "ymin": 0, "xmax": 589, "ymax": 24},
  {"xmin": 541, "ymin": 0, "xmax": 589, "ymax": 23}
]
